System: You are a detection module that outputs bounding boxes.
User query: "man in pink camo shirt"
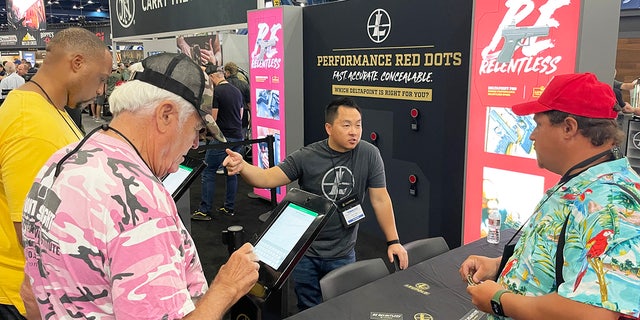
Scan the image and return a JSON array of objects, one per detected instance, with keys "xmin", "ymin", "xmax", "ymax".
[{"xmin": 22, "ymin": 53, "xmax": 259, "ymax": 319}]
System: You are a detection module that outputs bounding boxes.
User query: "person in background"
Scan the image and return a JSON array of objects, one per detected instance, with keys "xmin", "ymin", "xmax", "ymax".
[
  {"xmin": 222, "ymin": 96, "xmax": 408, "ymax": 310},
  {"xmin": 613, "ymin": 69, "xmax": 636, "ymax": 112},
  {"xmin": 118, "ymin": 62, "xmax": 131, "ymax": 81},
  {"xmin": 101, "ymin": 66, "xmax": 122, "ymax": 118},
  {"xmin": 223, "ymin": 62, "xmax": 251, "ymax": 139},
  {"xmin": 27, "ymin": 62, "xmax": 38, "ymax": 74},
  {"xmin": 122, "ymin": 62, "xmax": 131, "ymax": 80},
  {"xmin": 0, "ymin": 27, "xmax": 111, "ymax": 320},
  {"xmin": 91, "ymin": 83, "xmax": 107, "ymax": 123},
  {"xmin": 460, "ymin": 73, "xmax": 640, "ymax": 319},
  {"xmin": 192, "ymin": 69, "xmax": 244, "ymax": 220},
  {"xmin": 0, "ymin": 62, "xmax": 25, "ymax": 98},
  {"xmin": 22, "ymin": 52, "xmax": 259, "ymax": 319},
  {"xmin": 106, "ymin": 65, "xmax": 122, "ymax": 98},
  {"xmin": 16, "ymin": 64, "xmax": 28, "ymax": 78}
]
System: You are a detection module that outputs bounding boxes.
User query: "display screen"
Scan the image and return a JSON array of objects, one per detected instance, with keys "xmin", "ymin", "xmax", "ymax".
[
  {"xmin": 254, "ymin": 203, "xmax": 318, "ymax": 270},
  {"xmin": 7, "ymin": 0, "xmax": 46, "ymax": 30},
  {"xmin": 162, "ymin": 165, "xmax": 193, "ymax": 196}
]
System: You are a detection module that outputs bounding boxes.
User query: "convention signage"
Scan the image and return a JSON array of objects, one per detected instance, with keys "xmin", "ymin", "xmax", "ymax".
[
  {"xmin": 248, "ymin": 7, "xmax": 287, "ymax": 202},
  {"xmin": 0, "ymin": 30, "xmax": 43, "ymax": 48},
  {"xmin": 109, "ymin": 0, "xmax": 257, "ymax": 39},
  {"xmin": 462, "ymin": 0, "xmax": 580, "ymax": 243},
  {"xmin": 0, "ymin": 26, "xmax": 111, "ymax": 49},
  {"xmin": 303, "ymin": 0, "xmax": 472, "ymax": 244}
]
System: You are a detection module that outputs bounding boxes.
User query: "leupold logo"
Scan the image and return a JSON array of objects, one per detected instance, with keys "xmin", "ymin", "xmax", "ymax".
[
  {"xmin": 413, "ymin": 313, "xmax": 434, "ymax": 320},
  {"xmin": 367, "ymin": 8, "xmax": 391, "ymax": 43},
  {"xmin": 116, "ymin": 0, "xmax": 135, "ymax": 28},
  {"xmin": 322, "ymin": 166, "xmax": 354, "ymax": 201},
  {"xmin": 403, "ymin": 282, "xmax": 431, "ymax": 296}
]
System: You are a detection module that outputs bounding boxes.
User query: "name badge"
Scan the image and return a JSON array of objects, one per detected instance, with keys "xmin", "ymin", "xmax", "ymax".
[{"xmin": 336, "ymin": 194, "xmax": 364, "ymax": 227}]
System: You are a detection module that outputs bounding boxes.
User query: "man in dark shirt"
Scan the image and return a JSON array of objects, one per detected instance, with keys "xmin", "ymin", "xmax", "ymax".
[
  {"xmin": 221, "ymin": 97, "xmax": 408, "ymax": 310},
  {"xmin": 192, "ymin": 70, "xmax": 245, "ymax": 220},
  {"xmin": 224, "ymin": 62, "xmax": 251, "ymax": 138}
]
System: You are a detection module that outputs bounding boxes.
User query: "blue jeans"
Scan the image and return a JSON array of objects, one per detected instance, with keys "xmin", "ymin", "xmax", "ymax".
[
  {"xmin": 198, "ymin": 138, "xmax": 243, "ymax": 213},
  {"xmin": 292, "ymin": 250, "xmax": 356, "ymax": 311}
]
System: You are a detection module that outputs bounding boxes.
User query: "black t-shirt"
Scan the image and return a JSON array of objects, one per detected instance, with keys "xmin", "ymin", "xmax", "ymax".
[
  {"xmin": 227, "ymin": 75, "xmax": 251, "ymax": 128},
  {"xmin": 213, "ymin": 82, "xmax": 244, "ymax": 139},
  {"xmin": 227, "ymin": 75, "xmax": 250, "ymax": 105}
]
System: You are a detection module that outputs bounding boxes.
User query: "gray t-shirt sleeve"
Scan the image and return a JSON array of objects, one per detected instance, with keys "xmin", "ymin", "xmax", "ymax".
[
  {"xmin": 364, "ymin": 142, "xmax": 386, "ymax": 189},
  {"xmin": 277, "ymin": 148, "xmax": 303, "ymax": 182}
]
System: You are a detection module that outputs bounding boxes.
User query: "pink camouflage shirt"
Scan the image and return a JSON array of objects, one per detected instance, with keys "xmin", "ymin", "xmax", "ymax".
[{"xmin": 22, "ymin": 132, "xmax": 207, "ymax": 319}]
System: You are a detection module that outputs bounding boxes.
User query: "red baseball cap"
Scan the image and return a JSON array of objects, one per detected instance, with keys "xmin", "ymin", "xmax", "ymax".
[{"xmin": 511, "ymin": 73, "xmax": 618, "ymax": 119}]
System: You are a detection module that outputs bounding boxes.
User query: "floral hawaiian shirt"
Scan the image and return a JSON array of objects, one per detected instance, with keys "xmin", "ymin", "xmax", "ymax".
[{"xmin": 497, "ymin": 158, "xmax": 640, "ymax": 318}]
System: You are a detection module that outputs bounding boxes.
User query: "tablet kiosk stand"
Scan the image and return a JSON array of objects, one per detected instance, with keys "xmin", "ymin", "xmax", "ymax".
[{"xmin": 228, "ymin": 224, "xmax": 290, "ymax": 320}]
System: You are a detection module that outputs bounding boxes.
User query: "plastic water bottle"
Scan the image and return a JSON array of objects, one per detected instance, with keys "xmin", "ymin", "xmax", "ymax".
[{"xmin": 487, "ymin": 206, "xmax": 501, "ymax": 244}]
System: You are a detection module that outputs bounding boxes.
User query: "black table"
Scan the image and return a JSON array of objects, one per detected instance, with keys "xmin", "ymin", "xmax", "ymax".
[{"xmin": 285, "ymin": 229, "xmax": 517, "ymax": 320}]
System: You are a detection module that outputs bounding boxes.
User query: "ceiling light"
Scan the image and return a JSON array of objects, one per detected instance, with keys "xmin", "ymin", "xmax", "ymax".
[
  {"xmin": 72, "ymin": 4, "xmax": 77, "ymax": 9},
  {"xmin": 87, "ymin": 0, "xmax": 94, "ymax": 3}
]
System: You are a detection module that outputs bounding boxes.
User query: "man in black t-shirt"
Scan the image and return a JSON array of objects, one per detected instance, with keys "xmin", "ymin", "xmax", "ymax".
[
  {"xmin": 224, "ymin": 62, "xmax": 251, "ymax": 139},
  {"xmin": 192, "ymin": 70, "xmax": 244, "ymax": 221}
]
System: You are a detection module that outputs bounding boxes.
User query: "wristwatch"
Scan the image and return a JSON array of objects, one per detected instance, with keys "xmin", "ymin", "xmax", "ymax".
[{"xmin": 490, "ymin": 289, "xmax": 510, "ymax": 317}]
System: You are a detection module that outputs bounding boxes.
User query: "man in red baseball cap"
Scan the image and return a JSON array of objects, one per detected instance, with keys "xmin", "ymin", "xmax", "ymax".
[{"xmin": 460, "ymin": 73, "xmax": 640, "ymax": 319}]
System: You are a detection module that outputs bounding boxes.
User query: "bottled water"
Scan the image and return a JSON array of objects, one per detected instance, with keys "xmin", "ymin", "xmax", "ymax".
[{"xmin": 487, "ymin": 206, "xmax": 501, "ymax": 244}]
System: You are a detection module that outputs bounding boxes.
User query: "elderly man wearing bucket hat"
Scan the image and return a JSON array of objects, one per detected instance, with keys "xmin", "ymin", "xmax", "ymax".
[
  {"xmin": 21, "ymin": 53, "xmax": 259, "ymax": 319},
  {"xmin": 460, "ymin": 73, "xmax": 640, "ymax": 319}
]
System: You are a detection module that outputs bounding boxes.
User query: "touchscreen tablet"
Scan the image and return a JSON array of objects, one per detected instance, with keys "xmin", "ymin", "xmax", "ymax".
[
  {"xmin": 249, "ymin": 188, "xmax": 336, "ymax": 299},
  {"xmin": 161, "ymin": 156, "xmax": 205, "ymax": 201}
]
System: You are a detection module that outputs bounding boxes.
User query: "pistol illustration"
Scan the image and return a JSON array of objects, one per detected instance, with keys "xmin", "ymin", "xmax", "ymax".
[
  {"xmin": 488, "ymin": 109, "xmax": 519, "ymax": 155},
  {"xmin": 497, "ymin": 23, "xmax": 549, "ymax": 63}
]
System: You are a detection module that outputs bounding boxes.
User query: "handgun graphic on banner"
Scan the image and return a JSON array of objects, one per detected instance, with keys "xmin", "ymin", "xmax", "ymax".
[
  {"xmin": 497, "ymin": 23, "xmax": 550, "ymax": 63},
  {"xmin": 486, "ymin": 108, "xmax": 536, "ymax": 156}
]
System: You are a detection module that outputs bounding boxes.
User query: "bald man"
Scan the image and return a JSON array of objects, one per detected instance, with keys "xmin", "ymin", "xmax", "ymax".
[
  {"xmin": 0, "ymin": 27, "xmax": 111, "ymax": 320},
  {"xmin": 0, "ymin": 61, "xmax": 25, "ymax": 98}
]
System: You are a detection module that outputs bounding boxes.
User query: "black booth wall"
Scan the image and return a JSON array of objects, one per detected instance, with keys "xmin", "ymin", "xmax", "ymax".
[{"xmin": 302, "ymin": 0, "xmax": 472, "ymax": 248}]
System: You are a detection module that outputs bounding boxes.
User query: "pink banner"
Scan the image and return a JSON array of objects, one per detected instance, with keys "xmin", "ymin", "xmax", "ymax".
[
  {"xmin": 248, "ymin": 8, "xmax": 286, "ymax": 202},
  {"xmin": 463, "ymin": 0, "xmax": 581, "ymax": 243}
]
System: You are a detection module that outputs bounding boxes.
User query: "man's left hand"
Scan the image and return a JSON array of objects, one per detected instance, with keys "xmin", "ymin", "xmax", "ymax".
[{"xmin": 466, "ymin": 280, "xmax": 504, "ymax": 314}]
